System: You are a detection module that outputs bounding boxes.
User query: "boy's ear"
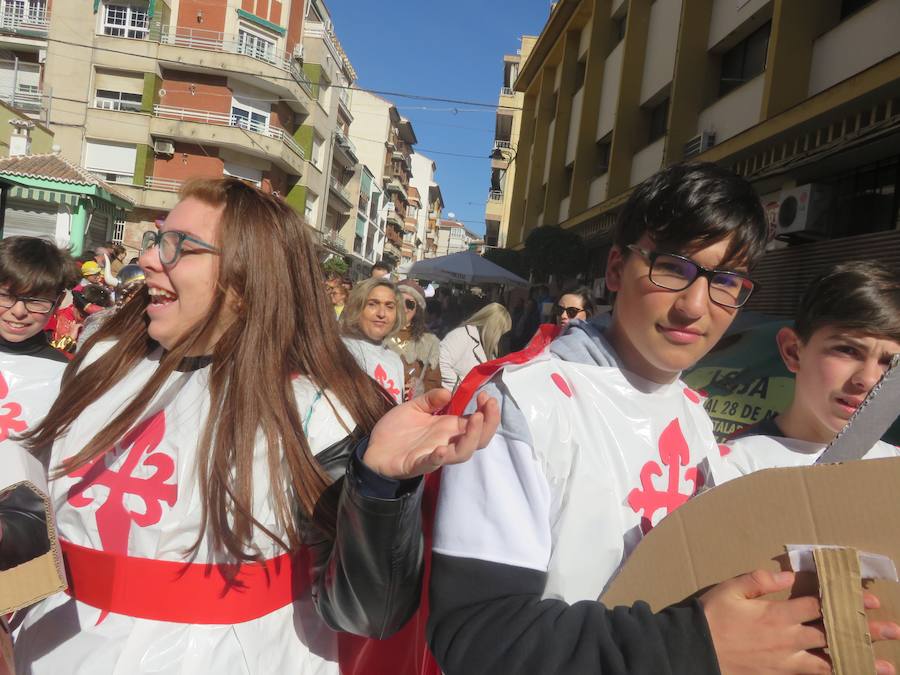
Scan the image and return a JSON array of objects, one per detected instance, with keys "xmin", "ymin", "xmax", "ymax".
[
  {"xmin": 606, "ymin": 246, "xmax": 625, "ymax": 293},
  {"xmin": 776, "ymin": 326, "xmax": 803, "ymax": 374}
]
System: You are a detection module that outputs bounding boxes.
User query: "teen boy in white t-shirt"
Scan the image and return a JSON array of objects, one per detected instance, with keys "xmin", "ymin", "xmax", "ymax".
[
  {"xmin": 721, "ymin": 260, "xmax": 900, "ymax": 476},
  {"xmin": 428, "ymin": 163, "xmax": 900, "ymax": 675}
]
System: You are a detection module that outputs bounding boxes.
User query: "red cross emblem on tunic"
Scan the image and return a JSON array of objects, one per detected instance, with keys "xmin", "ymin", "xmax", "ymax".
[
  {"xmin": 626, "ymin": 418, "xmax": 702, "ymax": 534},
  {"xmin": 66, "ymin": 412, "xmax": 177, "ymax": 558},
  {"xmin": 374, "ymin": 363, "xmax": 401, "ymax": 401},
  {"xmin": 0, "ymin": 370, "xmax": 28, "ymax": 441}
]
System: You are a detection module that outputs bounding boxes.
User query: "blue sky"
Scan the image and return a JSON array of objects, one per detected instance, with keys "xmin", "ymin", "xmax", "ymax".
[{"xmin": 328, "ymin": 1, "xmax": 552, "ymax": 235}]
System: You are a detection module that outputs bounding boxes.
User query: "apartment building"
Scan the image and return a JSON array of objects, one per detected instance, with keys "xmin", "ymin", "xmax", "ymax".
[
  {"xmin": 300, "ymin": 0, "xmax": 358, "ymax": 258},
  {"xmin": 348, "ymin": 89, "xmax": 418, "ymax": 268},
  {"xmin": 508, "ymin": 0, "xmax": 900, "ymax": 314},
  {"xmin": 41, "ymin": 0, "xmax": 358, "ymax": 257},
  {"xmin": 342, "ymin": 163, "xmax": 384, "ymax": 278},
  {"xmin": 436, "ymin": 218, "xmax": 477, "ymax": 257},
  {"xmin": 423, "ymin": 183, "xmax": 444, "ymax": 258},
  {"xmin": 484, "ymin": 36, "xmax": 536, "ymax": 249},
  {"xmin": 0, "ymin": 0, "xmax": 49, "ymax": 124},
  {"xmin": 409, "ymin": 151, "xmax": 437, "ymax": 261}
]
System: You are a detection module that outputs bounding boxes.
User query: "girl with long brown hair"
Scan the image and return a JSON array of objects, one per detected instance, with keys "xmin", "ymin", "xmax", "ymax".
[{"xmin": 11, "ymin": 178, "xmax": 498, "ymax": 674}]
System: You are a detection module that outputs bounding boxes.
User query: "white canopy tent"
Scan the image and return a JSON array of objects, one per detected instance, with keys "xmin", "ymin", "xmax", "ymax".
[{"xmin": 407, "ymin": 251, "xmax": 528, "ymax": 287}]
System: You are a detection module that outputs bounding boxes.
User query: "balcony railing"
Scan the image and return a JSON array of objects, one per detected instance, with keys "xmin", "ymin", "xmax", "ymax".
[
  {"xmin": 94, "ymin": 97, "xmax": 143, "ymax": 113},
  {"xmin": 500, "ymin": 86, "xmax": 514, "ymax": 96},
  {"xmin": 153, "ymin": 105, "xmax": 305, "ymax": 160},
  {"xmin": 0, "ymin": 87, "xmax": 43, "ymax": 113},
  {"xmin": 493, "ymin": 140, "xmax": 512, "ymax": 150},
  {"xmin": 334, "ymin": 129, "xmax": 358, "ymax": 162},
  {"xmin": 488, "ymin": 190, "xmax": 504, "ymax": 202},
  {"xmin": 0, "ymin": 6, "xmax": 49, "ymax": 36},
  {"xmin": 329, "ymin": 177, "xmax": 352, "ymax": 204},
  {"xmin": 145, "ymin": 177, "xmax": 184, "ymax": 192},
  {"xmin": 322, "ymin": 227, "xmax": 346, "ymax": 251},
  {"xmin": 157, "ymin": 26, "xmax": 313, "ymax": 97}
]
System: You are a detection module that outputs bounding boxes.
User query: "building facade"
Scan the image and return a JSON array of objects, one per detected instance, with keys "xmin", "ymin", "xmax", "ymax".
[
  {"xmin": 41, "ymin": 0, "xmax": 361, "ymax": 258},
  {"xmin": 507, "ymin": 0, "xmax": 900, "ymax": 314},
  {"xmin": 484, "ymin": 36, "xmax": 536, "ymax": 249},
  {"xmin": 436, "ymin": 218, "xmax": 477, "ymax": 257},
  {"xmin": 0, "ymin": 0, "xmax": 50, "ymax": 125},
  {"xmin": 409, "ymin": 151, "xmax": 437, "ymax": 261},
  {"xmin": 348, "ymin": 89, "xmax": 418, "ymax": 268}
]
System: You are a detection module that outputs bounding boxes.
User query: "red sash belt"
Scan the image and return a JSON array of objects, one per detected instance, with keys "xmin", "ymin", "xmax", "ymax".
[{"xmin": 61, "ymin": 540, "xmax": 305, "ymax": 624}]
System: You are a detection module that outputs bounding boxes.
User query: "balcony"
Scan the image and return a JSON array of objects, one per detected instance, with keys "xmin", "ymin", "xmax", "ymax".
[
  {"xmin": 151, "ymin": 105, "xmax": 305, "ymax": 176},
  {"xmin": 303, "ymin": 21, "xmax": 341, "ymax": 67},
  {"xmin": 153, "ymin": 26, "xmax": 312, "ymax": 109},
  {"xmin": 0, "ymin": 85, "xmax": 43, "ymax": 115},
  {"xmin": 0, "ymin": 5, "xmax": 49, "ymax": 38},
  {"xmin": 145, "ymin": 177, "xmax": 183, "ymax": 192},
  {"xmin": 328, "ymin": 177, "xmax": 354, "ymax": 211},
  {"xmin": 114, "ymin": 178, "xmax": 182, "ymax": 211},
  {"xmin": 500, "ymin": 86, "xmax": 514, "ymax": 97},
  {"xmin": 321, "ymin": 227, "xmax": 347, "ymax": 252},
  {"xmin": 385, "ymin": 178, "xmax": 408, "ymax": 202},
  {"xmin": 338, "ymin": 88, "xmax": 353, "ymax": 121},
  {"xmin": 333, "ymin": 129, "xmax": 358, "ymax": 166},
  {"xmin": 0, "ymin": 59, "xmax": 43, "ymax": 115}
]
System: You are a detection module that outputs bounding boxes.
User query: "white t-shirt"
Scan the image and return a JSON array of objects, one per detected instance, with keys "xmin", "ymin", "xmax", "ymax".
[
  {"xmin": 342, "ymin": 337, "xmax": 405, "ymax": 403},
  {"xmin": 14, "ymin": 346, "xmax": 356, "ymax": 675},
  {"xmin": 716, "ymin": 432, "xmax": 900, "ymax": 484},
  {"xmin": 434, "ymin": 351, "xmax": 725, "ymax": 603}
]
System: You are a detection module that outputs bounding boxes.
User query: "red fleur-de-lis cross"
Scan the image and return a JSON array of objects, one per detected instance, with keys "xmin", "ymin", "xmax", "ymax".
[
  {"xmin": 0, "ymin": 370, "xmax": 28, "ymax": 441},
  {"xmin": 627, "ymin": 418, "xmax": 701, "ymax": 534},
  {"xmin": 374, "ymin": 363, "xmax": 401, "ymax": 400},
  {"xmin": 67, "ymin": 412, "xmax": 177, "ymax": 558}
]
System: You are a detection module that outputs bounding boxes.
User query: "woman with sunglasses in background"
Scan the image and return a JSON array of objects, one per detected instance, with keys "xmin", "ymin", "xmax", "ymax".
[
  {"xmin": 11, "ymin": 178, "xmax": 499, "ymax": 674},
  {"xmin": 391, "ymin": 280, "xmax": 441, "ymax": 401},
  {"xmin": 339, "ymin": 276, "xmax": 407, "ymax": 403},
  {"xmin": 555, "ymin": 286, "xmax": 596, "ymax": 331}
]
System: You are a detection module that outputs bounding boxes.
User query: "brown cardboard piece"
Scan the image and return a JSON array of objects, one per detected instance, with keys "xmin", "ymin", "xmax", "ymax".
[
  {"xmin": 601, "ymin": 457, "xmax": 900, "ymax": 668},
  {"xmin": 0, "ymin": 447, "xmax": 67, "ymax": 614}
]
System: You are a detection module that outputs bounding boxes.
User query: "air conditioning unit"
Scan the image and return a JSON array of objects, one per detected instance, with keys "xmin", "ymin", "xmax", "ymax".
[
  {"xmin": 153, "ymin": 138, "xmax": 175, "ymax": 155},
  {"xmin": 683, "ymin": 131, "xmax": 715, "ymax": 158},
  {"xmin": 775, "ymin": 184, "xmax": 831, "ymax": 239}
]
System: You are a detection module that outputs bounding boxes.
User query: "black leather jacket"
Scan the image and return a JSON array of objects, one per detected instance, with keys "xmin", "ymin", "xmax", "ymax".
[{"xmin": 307, "ymin": 433, "xmax": 425, "ymax": 638}]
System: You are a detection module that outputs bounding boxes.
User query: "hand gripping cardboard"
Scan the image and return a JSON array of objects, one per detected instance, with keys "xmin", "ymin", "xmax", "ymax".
[
  {"xmin": 600, "ymin": 457, "xmax": 900, "ymax": 671},
  {"xmin": 0, "ymin": 446, "xmax": 67, "ymax": 613}
]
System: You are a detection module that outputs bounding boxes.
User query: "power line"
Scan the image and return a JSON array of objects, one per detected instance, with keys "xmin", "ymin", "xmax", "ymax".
[{"xmin": 45, "ymin": 36, "xmax": 526, "ymax": 112}]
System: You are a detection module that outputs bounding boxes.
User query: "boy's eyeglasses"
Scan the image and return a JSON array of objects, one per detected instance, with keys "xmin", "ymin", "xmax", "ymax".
[
  {"xmin": 0, "ymin": 291, "xmax": 58, "ymax": 314},
  {"xmin": 627, "ymin": 245, "xmax": 755, "ymax": 309},
  {"xmin": 141, "ymin": 230, "xmax": 220, "ymax": 266},
  {"xmin": 556, "ymin": 305, "xmax": 585, "ymax": 319},
  {"xmin": 404, "ymin": 299, "xmax": 417, "ymax": 311}
]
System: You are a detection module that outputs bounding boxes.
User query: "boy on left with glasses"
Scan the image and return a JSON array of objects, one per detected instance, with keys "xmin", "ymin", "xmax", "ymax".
[{"xmin": 0, "ymin": 236, "xmax": 78, "ymax": 566}]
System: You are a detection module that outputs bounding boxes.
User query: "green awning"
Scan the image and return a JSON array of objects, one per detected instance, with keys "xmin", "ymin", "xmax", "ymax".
[
  {"xmin": 236, "ymin": 8, "xmax": 286, "ymax": 35},
  {"xmin": 9, "ymin": 186, "xmax": 78, "ymax": 208}
]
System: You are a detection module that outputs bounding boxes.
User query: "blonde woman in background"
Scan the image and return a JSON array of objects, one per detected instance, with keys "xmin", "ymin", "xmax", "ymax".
[
  {"xmin": 440, "ymin": 302, "xmax": 511, "ymax": 392},
  {"xmin": 340, "ymin": 276, "xmax": 407, "ymax": 402}
]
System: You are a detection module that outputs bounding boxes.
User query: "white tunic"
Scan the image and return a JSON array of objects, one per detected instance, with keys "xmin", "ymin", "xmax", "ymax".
[
  {"xmin": 716, "ymin": 433, "xmax": 900, "ymax": 483},
  {"xmin": 342, "ymin": 337, "xmax": 405, "ymax": 403},
  {"xmin": 14, "ymin": 346, "xmax": 356, "ymax": 675},
  {"xmin": 0, "ymin": 348, "xmax": 67, "ymax": 437},
  {"xmin": 434, "ymin": 352, "xmax": 724, "ymax": 603}
]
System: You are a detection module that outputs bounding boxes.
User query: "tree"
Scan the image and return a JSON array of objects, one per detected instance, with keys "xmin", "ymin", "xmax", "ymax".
[
  {"xmin": 483, "ymin": 247, "xmax": 527, "ymax": 279},
  {"xmin": 322, "ymin": 255, "xmax": 348, "ymax": 277},
  {"xmin": 523, "ymin": 225, "xmax": 587, "ymax": 281}
]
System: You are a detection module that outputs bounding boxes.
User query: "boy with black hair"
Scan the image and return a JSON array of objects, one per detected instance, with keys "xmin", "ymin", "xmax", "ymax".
[
  {"xmin": 0, "ymin": 236, "xmax": 76, "ymax": 565},
  {"xmin": 428, "ymin": 163, "xmax": 900, "ymax": 674},
  {"xmin": 721, "ymin": 260, "xmax": 900, "ymax": 474}
]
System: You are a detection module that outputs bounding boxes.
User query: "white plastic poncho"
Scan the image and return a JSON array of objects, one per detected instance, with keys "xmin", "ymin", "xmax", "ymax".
[
  {"xmin": 13, "ymin": 346, "xmax": 356, "ymax": 675},
  {"xmin": 0, "ymin": 348, "xmax": 66, "ymax": 440},
  {"xmin": 434, "ymin": 350, "xmax": 725, "ymax": 603}
]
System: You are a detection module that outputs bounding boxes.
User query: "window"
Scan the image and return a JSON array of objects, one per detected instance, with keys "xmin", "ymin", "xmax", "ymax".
[
  {"xmin": 719, "ymin": 22, "xmax": 770, "ymax": 97},
  {"xmin": 573, "ymin": 59, "xmax": 587, "ymax": 94},
  {"xmin": 237, "ymin": 25, "xmax": 276, "ymax": 63},
  {"xmin": 111, "ymin": 218, "xmax": 125, "ymax": 244},
  {"xmin": 102, "ymin": 3, "xmax": 149, "ymax": 39},
  {"xmin": 223, "ymin": 161, "xmax": 262, "ymax": 187},
  {"xmin": 305, "ymin": 191, "xmax": 319, "ymax": 225},
  {"xmin": 562, "ymin": 164, "xmax": 574, "ymax": 198},
  {"xmin": 84, "ymin": 139, "xmax": 137, "ymax": 184},
  {"xmin": 840, "ymin": 0, "xmax": 876, "ymax": 19},
  {"xmin": 231, "ymin": 89, "xmax": 271, "ymax": 134},
  {"xmin": 2, "ymin": 0, "xmax": 47, "ymax": 22},
  {"xmin": 613, "ymin": 15, "xmax": 627, "ymax": 43},
  {"xmin": 369, "ymin": 192, "xmax": 380, "ymax": 221},
  {"xmin": 95, "ymin": 88, "xmax": 142, "ymax": 112},
  {"xmin": 648, "ymin": 97, "xmax": 669, "ymax": 144},
  {"xmin": 595, "ymin": 140, "xmax": 611, "ymax": 176},
  {"xmin": 311, "ymin": 134, "xmax": 324, "ymax": 168}
]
